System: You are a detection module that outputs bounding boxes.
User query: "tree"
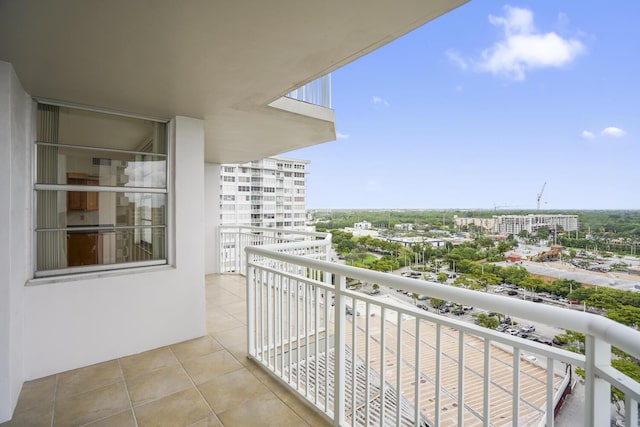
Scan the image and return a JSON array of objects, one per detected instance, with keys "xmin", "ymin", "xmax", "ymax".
[
  {"xmin": 436, "ymin": 272, "xmax": 448, "ymax": 283},
  {"xmin": 536, "ymin": 227, "xmax": 550, "ymax": 239},
  {"xmin": 611, "ymin": 358, "xmax": 640, "ymax": 407},
  {"xmin": 499, "ymin": 265, "xmax": 530, "ymax": 285},
  {"xmin": 475, "ymin": 313, "xmax": 499, "ymax": 329},
  {"xmin": 430, "ymin": 298, "xmax": 445, "ymax": 309},
  {"xmin": 496, "ymin": 241, "xmax": 511, "ymax": 255}
]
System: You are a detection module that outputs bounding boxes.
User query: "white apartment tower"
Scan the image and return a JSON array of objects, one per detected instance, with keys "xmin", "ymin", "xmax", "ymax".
[
  {"xmin": 220, "ymin": 157, "xmax": 309, "ymax": 229},
  {"xmin": 493, "ymin": 214, "xmax": 579, "ymax": 235}
]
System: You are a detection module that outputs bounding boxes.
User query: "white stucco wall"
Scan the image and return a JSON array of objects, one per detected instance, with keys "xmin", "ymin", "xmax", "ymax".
[
  {"xmin": 22, "ymin": 116, "xmax": 207, "ymax": 380},
  {"xmin": 204, "ymin": 163, "xmax": 221, "ymax": 274},
  {"xmin": 0, "ymin": 61, "xmax": 31, "ymax": 423}
]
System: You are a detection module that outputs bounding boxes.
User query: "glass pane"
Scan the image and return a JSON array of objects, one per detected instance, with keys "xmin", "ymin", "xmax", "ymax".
[
  {"xmin": 36, "ymin": 191, "xmax": 166, "ymax": 229},
  {"xmin": 37, "ymin": 106, "xmax": 167, "ymax": 154},
  {"xmin": 36, "ymin": 144, "xmax": 166, "ymax": 188},
  {"xmin": 36, "ymin": 227, "xmax": 166, "ymax": 271}
]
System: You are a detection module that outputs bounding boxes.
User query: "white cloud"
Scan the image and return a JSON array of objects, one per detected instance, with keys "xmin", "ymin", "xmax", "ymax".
[
  {"xmin": 336, "ymin": 132, "xmax": 350, "ymax": 140},
  {"xmin": 601, "ymin": 127, "xmax": 626, "ymax": 138},
  {"xmin": 372, "ymin": 96, "xmax": 390, "ymax": 107},
  {"xmin": 581, "ymin": 130, "xmax": 595, "ymax": 139},
  {"xmin": 446, "ymin": 50, "xmax": 470, "ymax": 70},
  {"xmin": 455, "ymin": 6, "xmax": 585, "ymax": 81}
]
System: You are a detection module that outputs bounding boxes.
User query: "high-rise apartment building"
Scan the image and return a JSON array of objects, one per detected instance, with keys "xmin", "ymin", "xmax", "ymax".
[
  {"xmin": 220, "ymin": 157, "xmax": 309, "ymax": 229},
  {"xmin": 493, "ymin": 214, "xmax": 579, "ymax": 235}
]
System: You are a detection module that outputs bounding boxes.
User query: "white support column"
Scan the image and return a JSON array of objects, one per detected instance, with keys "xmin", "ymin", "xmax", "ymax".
[
  {"xmin": 204, "ymin": 163, "xmax": 221, "ymax": 274},
  {"xmin": 585, "ymin": 335, "xmax": 611, "ymax": 427}
]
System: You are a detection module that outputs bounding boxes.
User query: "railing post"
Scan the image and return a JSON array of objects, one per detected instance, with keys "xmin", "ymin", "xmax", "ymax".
[
  {"xmin": 246, "ymin": 249, "xmax": 256, "ymax": 357},
  {"xmin": 235, "ymin": 229, "xmax": 241, "ymax": 273},
  {"xmin": 585, "ymin": 335, "xmax": 611, "ymax": 427},
  {"xmin": 333, "ymin": 274, "xmax": 346, "ymax": 426},
  {"xmin": 626, "ymin": 395, "xmax": 638, "ymax": 427}
]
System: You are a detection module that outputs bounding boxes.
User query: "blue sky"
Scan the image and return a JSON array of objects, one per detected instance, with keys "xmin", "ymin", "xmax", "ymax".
[{"xmin": 285, "ymin": 1, "xmax": 639, "ymax": 210}]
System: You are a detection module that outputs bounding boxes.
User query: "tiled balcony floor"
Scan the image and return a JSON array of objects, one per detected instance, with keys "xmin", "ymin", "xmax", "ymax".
[{"xmin": 2, "ymin": 274, "xmax": 330, "ymax": 427}]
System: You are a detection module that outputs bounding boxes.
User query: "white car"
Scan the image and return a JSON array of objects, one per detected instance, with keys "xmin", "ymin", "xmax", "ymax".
[{"xmin": 494, "ymin": 286, "xmax": 504, "ymax": 293}]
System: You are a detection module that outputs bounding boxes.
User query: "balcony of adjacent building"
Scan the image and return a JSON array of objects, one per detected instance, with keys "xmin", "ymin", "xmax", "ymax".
[{"xmin": 5, "ymin": 226, "xmax": 640, "ymax": 427}]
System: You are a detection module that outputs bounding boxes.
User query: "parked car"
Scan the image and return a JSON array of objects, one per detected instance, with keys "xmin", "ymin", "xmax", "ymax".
[
  {"xmin": 494, "ymin": 286, "xmax": 504, "ymax": 293},
  {"xmin": 453, "ymin": 308, "xmax": 465, "ymax": 315},
  {"xmin": 507, "ymin": 290, "xmax": 518, "ymax": 296},
  {"xmin": 439, "ymin": 307, "xmax": 449, "ymax": 314},
  {"xmin": 517, "ymin": 332, "xmax": 529, "ymax": 339},
  {"xmin": 462, "ymin": 305, "xmax": 473, "ymax": 311},
  {"xmin": 532, "ymin": 297, "xmax": 543, "ymax": 303},
  {"xmin": 417, "ymin": 304, "xmax": 429, "ymax": 311},
  {"xmin": 345, "ymin": 306, "xmax": 360, "ymax": 316},
  {"xmin": 496, "ymin": 325, "xmax": 506, "ymax": 332},
  {"xmin": 520, "ymin": 325, "xmax": 535, "ymax": 333}
]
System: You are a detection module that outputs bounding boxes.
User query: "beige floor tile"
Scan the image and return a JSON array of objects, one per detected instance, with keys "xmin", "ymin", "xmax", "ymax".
[
  {"xmin": 182, "ymin": 350, "xmax": 243, "ymax": 385},
  {"xmin": 211, "ymin": 326, "xmax": 247, "ymax": 349},
  {"xmin": 170, "ymin": 336, "xmax": 223, "ymax": 362},
  {"xmin": 84, "ymin": 409, "xmax": 136, "ymax": 427},
  {"xmin": 265, "ymin": 380, "xmax": 328, "ymax": 423},
  {"xmin": 134, "ymin": 388, "xmax": 212, "ymax": 427},
  {"xmin": 198, "ymin": 369, "xmax": 270, "ymax": 413},
  {"xmin": 12, "ymin": 375, "xmax": 56, "ymax": 414},
  {"xmin": 217, "ymin": 392, "xmax": 307, "ymax": 427},
  {"xmin": 54, "ymin": 381, "xmax": 130, "ymax": 426},
  {"xmin": 120, "ymin": 347, "xmax": 178, "ymax": 380},
  {"xmin": 188, "ymin": 414, "xmax": 223, "ymax": 427},
  {"xmin": 206, "ymin": 316, "xmax": 244, "ymax": 334},
  {"xmin": 126, "ymin": 364, "xmax": 193, "ymax": 407},
  {"xmin": 306, "ymin": 412, "xmax": 332, "ymax": 426},
  {"xmin": 223, "ymin": 300, "xmax": 247, "ymax": 316},
  {"xmin": 0, "ymin": 401, "xmax": 52, "ymax": 427},
  {"xmin": 57, "ymin": 360, "xmax": 121, "ymax": 398},
  {"xmin": 229, "ymin": 312, "xmax": 247, "ymax": 325}
]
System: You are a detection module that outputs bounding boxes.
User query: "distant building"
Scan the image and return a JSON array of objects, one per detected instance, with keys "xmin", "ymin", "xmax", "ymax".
[
  {"xmin": 220, "ymin": 157, "xmax": 308, "ymax": 229},
  {"xmin": 354, "ymin": 221, "xmax": 372, "ymax": 230},
  {"xmin": 453, "ymin": 216, "xmax": 496, "ymax": 230},
  {"xmin": 394, "ymin": 223, "xmax": 413, "ymax": 231},
  {"xmin": 493, "ymin": 214, "xmax": 579, "ymax": 235},
  {"xmin": 506, "ymin": 253, "xmax": 522, "ymax": 263}
]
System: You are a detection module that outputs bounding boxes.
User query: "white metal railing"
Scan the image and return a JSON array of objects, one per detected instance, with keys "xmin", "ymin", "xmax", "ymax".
[
  {"xmin": 286, "ymin": 74, "xmax": 332, "ymax": 108},
  {"xmin": 242, "ymin": 238, "xmax": 640, "ymax": 427},
  {"xmin": 219, "ymin": 225, "xmax": 331, "ymax": 274}
]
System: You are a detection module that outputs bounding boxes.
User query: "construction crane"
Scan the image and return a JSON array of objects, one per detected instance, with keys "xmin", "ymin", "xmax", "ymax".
[{"xmin": 536, "ymin": 182, "xmax": 546, "ymax": 211}]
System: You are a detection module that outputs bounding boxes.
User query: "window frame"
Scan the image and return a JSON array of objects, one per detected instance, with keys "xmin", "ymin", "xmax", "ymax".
[{"xmin": 32, "ymin": 101, "xmax": 172, "ymax": 278}]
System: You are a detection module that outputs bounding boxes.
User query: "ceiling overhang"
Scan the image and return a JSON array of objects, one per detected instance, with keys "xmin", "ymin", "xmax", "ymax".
[{"xmin": 0, "ymin": 0, "xmax": 468, "ymax": 163}]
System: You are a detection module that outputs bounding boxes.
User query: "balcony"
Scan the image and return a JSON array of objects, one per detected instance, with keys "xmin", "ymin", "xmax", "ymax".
[
  {"xmin": 1, "ymin": 274, "xmax": 329, "ymax": 427},
  {"xmin": 286, "ymin": 75, "xmax": 332, "ymax": 109},
  {"xmin": 222, "ymin": 226, "xmax": 640, "ymax": 427},
  {"xmin": 5, "ymin": 226, "xmax": 639, "ymax": 426}
]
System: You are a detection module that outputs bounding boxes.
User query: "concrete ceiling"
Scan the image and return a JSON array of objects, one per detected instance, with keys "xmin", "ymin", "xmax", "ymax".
[{"xmin": 0, "ymin": 0, "xmax": 468, "ymax": 164}]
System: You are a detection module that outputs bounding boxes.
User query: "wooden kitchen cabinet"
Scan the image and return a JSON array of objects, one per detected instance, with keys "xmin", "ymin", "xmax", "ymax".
[
  {"xmin": 67, "ymin": 232, "xmax": 101, "ymax": 266},
  {"xmin": 67, "ymin": 173, "xmax": 99, "ymax": 211}
]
